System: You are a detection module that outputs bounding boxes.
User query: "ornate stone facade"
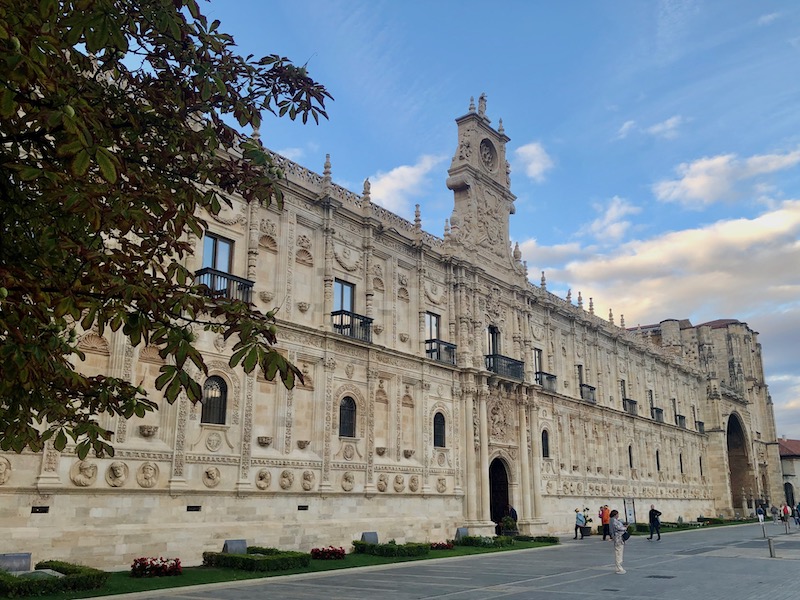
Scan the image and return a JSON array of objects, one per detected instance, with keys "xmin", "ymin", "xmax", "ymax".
[{"xmin": 0, "ymin": 97, "xmax": 782, "ymax": 569}]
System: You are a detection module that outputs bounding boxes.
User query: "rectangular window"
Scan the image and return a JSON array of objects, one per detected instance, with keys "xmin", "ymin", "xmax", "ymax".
[
  {"xmin": 620, "ymin": 379, "xmax": 627, "ymax": 399},
  {"xmin": 486, "ymin": 326, "xmax": 501, "ymax": 355},
  {"xmin": 202, "ymin": 233, "xmax": 233, "ymax": 273},
  {"xmin": 534, "ymin": 348, "xmax": 543, "ymax": 373},
  {"xmin": 647, "ymin": 389, "xmax": 654, "ymax": 409},
  {"xmin": 577, "ymin": 365, "xmax": 584, "ymax": 386},
  {"xmin": 425, "ymin": 312, "xmax": 440, "ymax": 340},
  {"xmin": 334, "ymin": 279, "xmax": 354, "ymax": 312}
]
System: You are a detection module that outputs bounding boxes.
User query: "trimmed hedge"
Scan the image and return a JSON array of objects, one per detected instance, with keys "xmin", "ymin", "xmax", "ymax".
[
  {"xmin": 454, "ymin": 535, "xmax": 515, "ymax": 547},
  {"xmin": 351, "ymin": 540, "xmax": 430, "ymax": 557},
  {"xmin": 514, "ymin": 535, "xmax": 559, "ymax": 544},
  {"xmin": 0, "ymin": 560, "xmax": 109, "ymax": 598},
  {"xmin": 202, "ymin": 549, "xmax": 310, "ymax": 571}
]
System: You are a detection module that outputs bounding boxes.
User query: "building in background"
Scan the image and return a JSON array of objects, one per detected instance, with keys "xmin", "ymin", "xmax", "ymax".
[{"xmin": 0, "ymin": 97, "xmax": 783, "ymax": 568}]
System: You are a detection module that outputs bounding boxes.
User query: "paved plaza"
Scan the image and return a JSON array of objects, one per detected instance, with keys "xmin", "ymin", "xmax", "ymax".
[{"xmin": 105, "ymin": 522, "xmax": 800, "ymax": 600}]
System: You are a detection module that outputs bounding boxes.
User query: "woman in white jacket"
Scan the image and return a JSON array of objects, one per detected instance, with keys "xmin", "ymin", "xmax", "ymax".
[{"xmin": 609, "ymin": 509, "xmax": 628, "ymax": 574}]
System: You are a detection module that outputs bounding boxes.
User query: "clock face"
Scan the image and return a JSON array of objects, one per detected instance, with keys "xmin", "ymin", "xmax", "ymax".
[{"xmin": 480, "ymin": 138, "xmax": 497, "ymax": 172}]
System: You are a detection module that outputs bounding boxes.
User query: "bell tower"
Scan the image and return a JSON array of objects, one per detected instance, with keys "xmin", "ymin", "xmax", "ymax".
[{"xmin": 446, "ymin": 94, "xmax": 519, "ymax": 274}]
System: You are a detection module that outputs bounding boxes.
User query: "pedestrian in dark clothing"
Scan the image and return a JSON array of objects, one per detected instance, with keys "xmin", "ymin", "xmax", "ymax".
[
  {"xmin": 506, "ymin": 504, "xmax": 518, "ymax": 523},
  {"xmin": 647, "ymin": 504, "xmax": 661, "ymax": 540}
]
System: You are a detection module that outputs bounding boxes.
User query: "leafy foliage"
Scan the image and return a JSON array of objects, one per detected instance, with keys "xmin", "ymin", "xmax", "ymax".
[{"xmin": 0, "ymin": 1, "xmax": 331, "ymax": 457}]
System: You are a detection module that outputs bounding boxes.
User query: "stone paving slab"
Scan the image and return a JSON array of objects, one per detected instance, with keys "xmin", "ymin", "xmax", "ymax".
[{"xmin": 99, "ymin": 524, "xmax": 800, "ymax": 600}]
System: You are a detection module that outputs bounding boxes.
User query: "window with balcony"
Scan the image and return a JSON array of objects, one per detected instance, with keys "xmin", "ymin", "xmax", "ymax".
[
  {"xmin": 580, "ymin": 384, "xmax": 596, "ymax": 403},
  {"xmin": 651, "ymin": 407, "xmax": 664, "ymax": 422},
  {"xmin": 485, "ymin": 326, "xmax": 524, "ymax": 380},
  {"xmin": 696, "ymin": 421, "xmax": 705, "ymax": 433},
  {"xmin": 536, "ymin": 371, "xmax": 557, "ymax": 392},
  {"xmin": 339, "ymin": 396, "xmax": 356, "ymax": 438},
  {"xmin": 196, "ymin": 233, "xmax": 253, "ymax": 302},
  {"xmin": 425, "ymin": 312, "xmax": 456, "ymax": 365},
  {"xmin": 676, "ymin": 414, "xmax": 687, "ymax": 428},
  {"xmin": 433, "ymin": 412, "xmax": 446, "ymax": 448},
  {"xmin": 332, "ymin": 280, "xmax": 372, "ymax": 342},
  {"xmin": 201, "ymin": 376, "xmax": 227, "ymax": 425},
  {"xmin": 623, "ymin": 398, "xmax": 637, "ymax": 415}
]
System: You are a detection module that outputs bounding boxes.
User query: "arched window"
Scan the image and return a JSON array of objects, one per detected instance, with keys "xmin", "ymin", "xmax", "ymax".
[
  {"xmin": 541, "ymin": 430, "xmax": 550, "ymax": 458},
  {"xmin": 628, "ymin": 445, "xmax": 634, "ymax": 469},
  {"xmin": 433, "ymin": 413, "xmax": 446, "ymax": 448},
  {"xmin": 699, "ymin": 456, "xmax": 704, "ymax": 477},
  {"xmin": 201, "ymin": 376, "xmax": 227, "ymax": 425},
  {"xmin": 656, "ymin": 450, "xmax": 661, "ymax": 471},
  {"xmin": 339, "ymin": 396, "xmax": 356, "ymax": 437},
  {"xmin": 679, "ymin": 453, "xmax": 684, "ymax": 474}
]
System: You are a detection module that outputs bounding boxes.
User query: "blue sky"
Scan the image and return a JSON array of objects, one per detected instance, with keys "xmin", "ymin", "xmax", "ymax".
[{"xmin": 206, "ymin": 0, "xmax": 800, "ymax": 438}]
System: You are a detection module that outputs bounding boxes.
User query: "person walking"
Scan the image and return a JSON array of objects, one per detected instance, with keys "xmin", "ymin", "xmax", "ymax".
[
  {"xmin": 756, "ymin": 505, "xmax": 765, "ymax": 523},
  {"xmin": 574, "ymin": 508, "xmax": 587, "ymax": 539},
  {"xmin": 647, "ymin": 504, "xmax": 662, "ymax": 540},
  {"xmin": 601, "ymin": 505, "xmax": 611, "ymax": 540},
  {"xmin": 610, "ymin": 509, "xmax": 628, "ymax": 574},
  {"xmin": 770, "ymin": 505, "xmax": 779, "ymax": 524}
]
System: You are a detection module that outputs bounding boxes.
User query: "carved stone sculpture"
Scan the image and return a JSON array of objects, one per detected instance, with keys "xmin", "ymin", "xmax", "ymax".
[
  {"xmin": 255, "ymin": 469, "xmax": 271, "ymax": 490},
  {"xmin": 203, "ymin": 466, "xmax": 221, "ymax": 488},
  {"xmin": 105, "ymin": 461, "xmax": 128, "ymax": 487},
  {"xmin": 71, "ymin": 460, "xmax": 97, "ymax": 487},
  {"xmin": 137, "ymin": 461, "xmax": 159, "ymax": 488}
]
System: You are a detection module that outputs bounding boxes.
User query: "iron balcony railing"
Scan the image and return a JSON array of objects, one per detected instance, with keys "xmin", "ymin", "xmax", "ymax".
[
  {"xmin": 485, "ymin": 354, "xmax": 524, "ymax": 380},
  {"xmin": 696, "ymin": 421, "xmax": 705, "ymax": 433},
  {"xmin": 425, "ymin": 339, "xmax": 457, "ymax": 365},
  {"xmin": 623, "ymin": 398, "xmax": 638, "ymax": 415},
  {"xmin": 579, "ymin": 383, "xmax": 596, "ymax": 403},
  {"xmin": 651, "ymin": 407, "xmax": 664, "ymax": 422},
  {"xmin": 195, "ymin": 267, "xmax": 254, "ymax": 303},
  {"xmin": 535, "ymin": 371, "xmax": 558, "ymax": 393},
  {"xmin": 331, "ymin": 310, "xmax": 373, "ymax": 343},
  {"xmin": 676, "ymin": 414, "xmax": 687, "ymax": 428}
]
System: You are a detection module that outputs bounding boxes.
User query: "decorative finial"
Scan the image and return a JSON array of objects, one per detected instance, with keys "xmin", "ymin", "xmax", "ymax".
[
  {"xmin": 540, "ymin": 271, "xmax": 546, "ymax": 291},
  {"xmin": 577, "ymin": 291, "xmax": 583, "ymax": 309},
  {"xmin": 444, "ymin": 218, "xmax": 450, "ymax": 237},
  {"xmin": 498, "ymin": 118, "xmax": 504, "ymax": 134},
  {"xmin": 414, "ymin": 204, "xmax": 421, "ymax": 230},
  {"xmin": 609, "ymin": 308, "xmax": 614, "ymax": 324},
  {"xmin": 478, "ymin": 93, "xmax": 487, "ymax": 117},
  {"xmin": 589, "ymin": 297, "xmax": 594, "ymax": 315},
  {"xmin": 362, "ymin": 178, "xmax": 371, "ymax": 202},
  {"xmin": 566, "ymin": 289, "xmax": 572, "ymax": 303},
  {"xmin": 323, "ymin": 154, "xmax": 331, "ymax": 181},
  {"xmin": 469, "ymin": 96, "xmax": 475, "ymax": 112},
  {"xmin": 620, "ymin": 314, "xmax": 625, "ymax": 329},
  {"xmin": 513, "ymin": 242, "xmax": 522, "ymax": 262}
]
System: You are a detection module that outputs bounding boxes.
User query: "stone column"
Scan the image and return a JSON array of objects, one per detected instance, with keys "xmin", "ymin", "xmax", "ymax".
[
  {"xmin": 464, "ymin": 385, "xmax": 477, "ymax": 521},
  {"xmin": 479, "ymin": 387, "xmax": 491, "ymax": 523},
  {"xmin": 518, "ymin": 394, "xmax": 532, "ymax": 523}
]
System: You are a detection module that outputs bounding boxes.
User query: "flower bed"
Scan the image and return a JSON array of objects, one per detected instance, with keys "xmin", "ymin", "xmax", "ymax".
[
  {"xmin": 131, "ymin": 557, "xmax": 182, "ymax": 578},
  {"xmin": 430, "ymin": 541, "xmax": 454, "ymax": 550},
  {"xmin": 311, "ymin": 546, "xmax": 346, "ymax": 560}
]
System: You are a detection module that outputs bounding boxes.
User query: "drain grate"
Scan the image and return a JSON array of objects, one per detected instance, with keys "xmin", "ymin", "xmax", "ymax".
[{"xmin": 646, "ymin": 575, "xmax": 676, "ymax": 579}]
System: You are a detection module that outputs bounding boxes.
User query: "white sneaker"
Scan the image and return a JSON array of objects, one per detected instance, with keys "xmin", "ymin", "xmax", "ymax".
[{"xmin": 616, "ymin": 569, "xmax": 626, "ymax": 574}]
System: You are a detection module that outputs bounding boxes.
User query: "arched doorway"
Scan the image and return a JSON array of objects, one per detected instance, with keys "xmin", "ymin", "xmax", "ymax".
[
  {"xmin": 785, "ymin": 483, "xmax": 795, "ymax": 507},
  {"xmin": 489, "ymin": 458, "xmax": 510, "ymax": 526},
  {"xmin": 726, "ymin": 414, "xmax": 753, "ymax": 513}
]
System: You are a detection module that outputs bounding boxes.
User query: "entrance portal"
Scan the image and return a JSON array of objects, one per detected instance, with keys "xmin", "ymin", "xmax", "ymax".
[
  {"xmin": 489, "ymin": 458, "xmax": 510, "ymax": 527},
  {"xmin": 726, "ymin": 414, "xmax": 753, "ymax": 514}
]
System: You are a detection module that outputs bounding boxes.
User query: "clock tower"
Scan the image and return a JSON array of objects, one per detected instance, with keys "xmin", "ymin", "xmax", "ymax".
[{"xmin": 446, "ymin": 94, "xmax": 521, "ymax": 275}]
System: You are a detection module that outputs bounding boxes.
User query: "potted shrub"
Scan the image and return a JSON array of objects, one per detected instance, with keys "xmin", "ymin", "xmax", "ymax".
[
  {"xmin": 500, "ymin": 515, "xmax": 519, "ymax": 536},
  {"xmin": 579, "ymin": 507, "xmax": 593, "ymax": 537}
]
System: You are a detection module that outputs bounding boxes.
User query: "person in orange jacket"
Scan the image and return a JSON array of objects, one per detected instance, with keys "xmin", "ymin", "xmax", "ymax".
[{"xmin": 601, "ymin": 505, "xmax": 611, "ymax": 540}]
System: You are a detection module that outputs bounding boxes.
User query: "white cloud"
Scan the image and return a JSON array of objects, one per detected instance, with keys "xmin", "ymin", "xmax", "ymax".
[
  {"xmin": 645, "ymin": 115, "xmax": 685, "ymax": 139},
  {"xmin": 582, "ymin": 196, "xmax": 642, "ymax": 243},
  {"xmin": 652, "ymin": 149, "xmax": 800, "ymax": 208},
  {"xmin": 758, "ymin": 12, "xmax": 780, "ymax": 25},
  {"xmin": 276, "ymin": 147, "xmax": 305, "ymax": 162},
  {"xmin": 370, "ymin": 154, "xmax": 447, "ymax": 218},
  {"xmin": 616, "ymin": 120, "xmax": 636, "ymax": 140},
  {"xmin": 514, "ymin": 142, "xmax": 555, "ymax": 183}
]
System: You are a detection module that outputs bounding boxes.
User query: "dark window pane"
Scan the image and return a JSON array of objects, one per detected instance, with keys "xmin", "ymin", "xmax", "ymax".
[
  {"xmin": 201, "ymin": 376, "xmax": 227, "ymax": 425},
  {"xmin": 433, "ymin": 413, "xmax": 446, "ymax": 448},
  {"xmin": 339, "ymin": 396, "xmax": 356, "ymax": 437}
]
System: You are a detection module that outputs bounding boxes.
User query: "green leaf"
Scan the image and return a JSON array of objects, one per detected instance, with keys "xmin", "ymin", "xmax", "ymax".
[{"xmin": 96, "ymin": 148, "xmax": 117, "ymax": 183}]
